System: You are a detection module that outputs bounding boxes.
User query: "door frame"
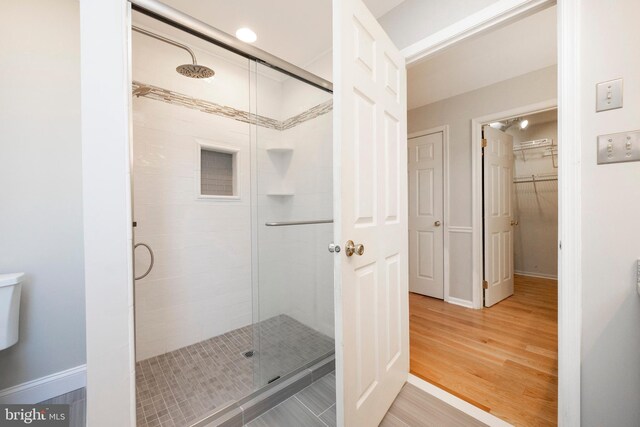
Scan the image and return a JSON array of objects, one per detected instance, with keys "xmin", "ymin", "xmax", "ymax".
[
  {"xmin": 471, "ymin": 99, "xmax": 557, "ymax": 310},
  {"xmin": 80, "ymin": 0, "xmax": 581, "ymax": 424},
  {"xmin": 407, "ymin": 126, "xmax": 451, "ymax": 303},
  {"xmin": 404, "ymin": 1, "xmax": 581, "ymax": 425}
]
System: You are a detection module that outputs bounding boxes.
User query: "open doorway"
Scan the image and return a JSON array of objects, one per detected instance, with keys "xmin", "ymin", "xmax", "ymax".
[
  {"xmin": 406, "ymin": 5, "xmax": 559, "ymax": 426},
  {"xmin": 483, "ymin": 109, "xmax": 558, "ymax": 307}
]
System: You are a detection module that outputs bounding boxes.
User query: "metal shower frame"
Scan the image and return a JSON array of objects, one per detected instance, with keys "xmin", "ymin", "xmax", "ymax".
[{"xmin": 129, "ymin": 0, "xmax": 334, "ymax": 93}]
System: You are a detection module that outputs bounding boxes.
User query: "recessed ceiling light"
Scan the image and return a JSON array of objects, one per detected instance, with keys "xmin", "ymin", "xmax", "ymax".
[
  {"xmin": 236, "ymin": 28, "xmax": 257, "ymax": 43},
  {"xmin": 519, "ymin": 119, "xmax": 529, "ymax": 129}
]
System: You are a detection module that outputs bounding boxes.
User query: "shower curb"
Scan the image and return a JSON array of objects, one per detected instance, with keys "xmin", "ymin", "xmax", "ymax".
[{"xmin": 191, "ymin": 354, "xmax": 335, "ymax": 427}]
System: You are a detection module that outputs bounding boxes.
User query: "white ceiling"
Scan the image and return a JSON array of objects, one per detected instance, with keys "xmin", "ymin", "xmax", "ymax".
[
  {"xmin": 146, "ymin": 0, "xmax": 404, "ymax": 71},
  {"xmin": 408, "ymin": 6, "xmax": 557, "ymax": 110},
  {"xmin": 365, "ymin": 0, "xmax": 407, "ymax": 19}
]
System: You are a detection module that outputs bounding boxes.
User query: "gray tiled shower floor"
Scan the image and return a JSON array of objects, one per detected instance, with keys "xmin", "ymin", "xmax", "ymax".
[{"xmin": 136, "ymin": 315, "xmax": 334, "ymax": 427}]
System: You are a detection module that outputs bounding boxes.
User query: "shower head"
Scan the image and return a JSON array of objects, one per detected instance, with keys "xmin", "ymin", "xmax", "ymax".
[
  {"xmin": 176, "ymin": 64, "xmax": 215, "ymax": 79},
  {"xmin": 133, "ymin": 26, "xmax": 215, "ymax": 80}
]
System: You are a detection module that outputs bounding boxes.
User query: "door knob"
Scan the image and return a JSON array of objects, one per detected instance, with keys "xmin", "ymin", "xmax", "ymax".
[
  {"xmin": 510, "ymin": 220, "xmax": 519, "ymax": 226},
  {"xmin": 345, "ymin": 240, "xmax": 365, "ymax": 257},
  {"xmin": 434, "ymin": 221, "xmax": 441, "ymax": 227}
]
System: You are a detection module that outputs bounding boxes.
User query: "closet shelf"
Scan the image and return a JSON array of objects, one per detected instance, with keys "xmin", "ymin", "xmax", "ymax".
[
  {"xmin": 266, "ymin": 147, "xmax": 294, "ymax": 154},
  {"xmin": 512, "ymin": 138, "xmax": 555, "ymax": 152},
  {"xmin": 513, "ymin": 138, "xmax": 558, "ymax": 168},
  {"xmin": 266, "ymin": 192, "xmax": 295, "ymax": 196}
]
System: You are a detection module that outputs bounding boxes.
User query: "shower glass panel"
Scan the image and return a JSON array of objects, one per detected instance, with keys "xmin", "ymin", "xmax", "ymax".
[
  {"xmin": 253, "ymin": 63, "xmax": 335, "ymax": 386},
  {"xmin": 131, "ymin": 16, "xmax": 258, "ymax": 426},
  {"xmin": 131, "ymin": 12, "xmax": 334, "ymax": 427}
]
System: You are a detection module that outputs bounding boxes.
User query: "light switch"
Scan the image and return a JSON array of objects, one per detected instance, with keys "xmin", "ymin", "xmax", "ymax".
[
  {"xmin": 597, "ymin": 130, "xmax": 640, "ymax": 164},
  {"xmin": 596, "ymin": 78, "xmax": 623, "ymax": 112}
]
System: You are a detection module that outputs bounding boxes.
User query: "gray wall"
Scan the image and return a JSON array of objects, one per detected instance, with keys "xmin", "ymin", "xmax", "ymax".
[
  {"xmin": 408, "ymin": 65, "xmax": 557, "ymax": 302},
  {"xmin": 378, "ymin": 0, "xmax": 501, "ymax": 49},
  {"xmin": 0, "ymin": 0, "xmax": 86, "ymax": 389},
  {"xmin": 579, "ymin": 0, "xmax": 640, "ymax": 425},
  {"xmin": 508, "ymin": 120, "xmax": 558, "ymax": 278}
]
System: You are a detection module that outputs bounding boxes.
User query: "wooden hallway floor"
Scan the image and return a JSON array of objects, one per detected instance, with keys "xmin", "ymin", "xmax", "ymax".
[{"xmin": 409, "ymin": 275, "xmax": 558, "ymax": 426}]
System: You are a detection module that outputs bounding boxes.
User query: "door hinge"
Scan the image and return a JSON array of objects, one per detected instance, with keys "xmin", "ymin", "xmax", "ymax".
[
  {"xmin": 482, "ymin": 138, "xmax": 487, "ymax": 148},
  {"xmin": 482, "ymin": 280, "xmax": 489, "ymax": 289}
]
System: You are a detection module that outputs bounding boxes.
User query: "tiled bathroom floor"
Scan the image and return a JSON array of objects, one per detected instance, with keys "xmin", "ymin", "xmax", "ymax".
[
  {"xmin": 136, "ymin": 315, "xmax": 334, "ymax": 427},
  {"xmin": 247, "ymin": 372, "xmax": 336, "ymax": 427}
]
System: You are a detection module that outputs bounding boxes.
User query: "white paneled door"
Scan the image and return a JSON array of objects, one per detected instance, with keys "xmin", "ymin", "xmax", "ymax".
[
  {"xmin": 483, "ymin": 125, "xmax": 515, "ymax": 307},
  {"xmin": 408, "ymin": 132, "xmax": 444, "ymax": 299},
  {"xmin": 333, "ymin": 0, "xmax": 408, "ymax": 426}
]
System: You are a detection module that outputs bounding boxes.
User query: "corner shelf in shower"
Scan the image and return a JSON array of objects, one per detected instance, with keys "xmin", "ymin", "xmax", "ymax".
[
  {"xmin": 266, "ymin": 147, "xmax": 294, "ymax": 154},
  {"xmin": 265, "ymin": 141, "xmax": 295, "ymax": 196},
  {"xmin": 266, "ymin": 191, "xmax": 295, "ymax": 197},
  {"xmin": 265, "ymin": 140, "xmax": 294, "ymax": 153}
]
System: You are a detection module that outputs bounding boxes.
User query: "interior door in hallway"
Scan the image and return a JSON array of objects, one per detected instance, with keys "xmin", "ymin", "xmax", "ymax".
[
  {"xmin": 334, "ymin": 0, "xmax": 408, "ymax": 425},
  {"xmin": 483, "ymin": 125, "xmax": 514, "ymax": 307},
  {"xmin": 408, "ymin": 132, "xmax": 444, "ymax": 299}
]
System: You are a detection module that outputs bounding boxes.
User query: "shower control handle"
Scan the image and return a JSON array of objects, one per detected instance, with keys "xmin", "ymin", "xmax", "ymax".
[
  {"xmin": 345, "ymin": 240, "xmax": 365, "ymax": 257},
  {"xmin": 328, "ymin": 243, "xmax": 341, "ymax": 253}
]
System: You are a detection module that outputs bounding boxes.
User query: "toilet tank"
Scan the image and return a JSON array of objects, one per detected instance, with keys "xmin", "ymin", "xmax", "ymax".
[{"xmin": 0, "ymin": 273, "xmax": 24, "ymax": 350}]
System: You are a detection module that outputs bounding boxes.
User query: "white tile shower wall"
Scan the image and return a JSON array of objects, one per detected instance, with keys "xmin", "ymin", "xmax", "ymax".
[
  {"xmin": 132, "ymin": 25, "xmax": 335, "ymax": 360},
  {"xmin": 132, "ymin": 20, "xmax": 284, "ymax": 117},
  {"xmin": 256, "ymin": 113, "xmax": 334, "ymax": 338},
  {"xmin": 133, "ymin": 98, "xmax": 254, "ymax": 360}
]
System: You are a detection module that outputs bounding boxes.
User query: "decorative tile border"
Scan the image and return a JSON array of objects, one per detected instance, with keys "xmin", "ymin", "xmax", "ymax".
[{"xmin": 132, "ymin": 81, "xmax": 332, "ymax": 131}]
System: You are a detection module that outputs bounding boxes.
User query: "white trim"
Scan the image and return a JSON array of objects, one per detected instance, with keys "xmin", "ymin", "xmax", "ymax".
[
  {"xmin": 79, "ymin": 1, "xmax": 136, "ymax": 425},
  {"xmin": 0, "ymin": 365, "xmax": 86, "ymax": 404},
  {"xmin": 445, "ymin": 297, "xmax": 474, "ymax": 309},
  {"xmin": 402, "ymin": 0, "xmax": 556, "ymax": 66},
  {"xmin": 408, "ymin": 126, "xmax": 449, "ymax": 302},
  {"xmin": 514, "ymin": 270, "xmax": 558, "ymax": 280},
  {"xmin": 402, "ymin": 1, "xmax": 581, "ymax": 422},
  {"xmin": 407, "ymin": 374, "xmax": 512, "ymax": 427},
  {"xmin": 471, "ymin": 99, "xmax": 558, "ymax": 310},
  {"xmin": 557, "ymin": 0, "xmax": 581, "ymax": 424}
]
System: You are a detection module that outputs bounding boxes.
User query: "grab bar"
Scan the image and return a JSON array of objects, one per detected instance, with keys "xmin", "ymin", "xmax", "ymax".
[
  {"xmin": 265, "ymin": 219, "xmax": 333, "ymax": 227},
  {"xmin": 134, "ymin": 242, "xmax": 155, "ymax": 280}
]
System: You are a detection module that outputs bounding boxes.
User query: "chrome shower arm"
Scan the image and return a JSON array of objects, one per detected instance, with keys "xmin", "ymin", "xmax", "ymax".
[{"xmin": 132, "ymin": 25, "xmax": 198, "ymax": 65}]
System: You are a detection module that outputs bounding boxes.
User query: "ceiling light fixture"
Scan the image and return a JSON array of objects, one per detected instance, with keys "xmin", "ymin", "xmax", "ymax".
[
  {"xmin": 519, "ymin": 119, "xmax": 529, "ymax": 130},
  {"xmin": 236, "ymin": 28, "xmax": 257, "ymax": 43}
]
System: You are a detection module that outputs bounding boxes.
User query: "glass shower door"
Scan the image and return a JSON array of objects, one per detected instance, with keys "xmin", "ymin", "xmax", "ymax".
[{"xmin": 252, "ymin": 62, "xmax": 335, "ymax": 386}]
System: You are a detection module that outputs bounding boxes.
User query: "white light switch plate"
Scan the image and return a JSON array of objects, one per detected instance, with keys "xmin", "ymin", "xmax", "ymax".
[
  {"xmin": 596, "ymin": 78, "xmax": 623, "ymax": 112},
  {"xmin": 597, "ymin": 130, "xmax": 640, "ymax": 164}
]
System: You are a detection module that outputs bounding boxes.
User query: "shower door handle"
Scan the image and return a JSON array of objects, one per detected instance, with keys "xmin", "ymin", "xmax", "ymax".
[{"xmin": 134, "ymin": 242, "xmax": 154, "ymax": 280}]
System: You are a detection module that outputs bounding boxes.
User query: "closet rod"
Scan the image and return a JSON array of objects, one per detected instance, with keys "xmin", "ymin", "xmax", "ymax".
[{"xmin": 513, "ymin": 177, "xmax": 558, "ymax": 184}]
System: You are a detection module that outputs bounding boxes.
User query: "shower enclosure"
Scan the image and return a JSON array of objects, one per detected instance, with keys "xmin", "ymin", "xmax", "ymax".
[{"xmin": 130, "ymin": 10, "xmax": 334, "ymax": 427}]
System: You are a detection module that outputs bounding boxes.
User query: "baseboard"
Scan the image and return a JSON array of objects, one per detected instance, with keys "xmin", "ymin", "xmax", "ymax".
[
  {"xmin": 407, "ymin": 374, "xmax": 512, "ymax": 427},
  {"xmin": 514, "ymin": 270, "xmax": 558, "ymax": 280},
  {"xmin": 0, "ymin": 365, "xmax": 86, "ymax": 404},
  {"xmin": 445, "ymin": 296, "xmax": 474, "ymax": 308}
]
